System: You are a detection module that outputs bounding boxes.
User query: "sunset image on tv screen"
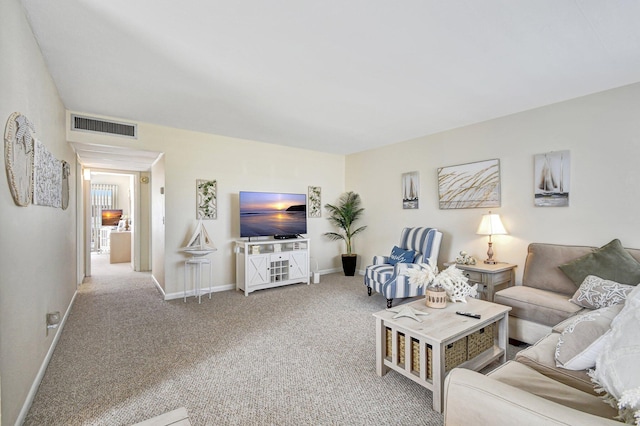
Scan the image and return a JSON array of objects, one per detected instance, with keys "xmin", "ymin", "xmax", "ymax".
[{"xmin": 240, "ymin": 192, "xmax": 306, "ymax": 237}]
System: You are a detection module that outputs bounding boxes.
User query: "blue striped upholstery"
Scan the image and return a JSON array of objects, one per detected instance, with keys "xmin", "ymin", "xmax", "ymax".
[{"xmin": 364, "ymin": 227, "xmax": 443, "ymax": 307}]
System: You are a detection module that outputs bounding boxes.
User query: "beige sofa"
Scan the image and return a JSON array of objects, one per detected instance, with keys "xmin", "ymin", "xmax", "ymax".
[
  {"xmin": 444, "ymin": 310, "xmax": 621, "ymax": 425},
  {"xmin": 493, "ymin": 241, "xmax": 640, "ymax": 344},
  {"xmin": 443, "ymin": 240, "xmax": 640, "ymax": 425},
  {"xmin": 444, "ymin": 362, "xmax": 620, "ymax": 425}
]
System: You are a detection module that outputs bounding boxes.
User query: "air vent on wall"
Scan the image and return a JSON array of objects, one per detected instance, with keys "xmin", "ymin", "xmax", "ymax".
[{"xmin": 71, "ymin": 114, "xmax": 137, "ymax": 139}]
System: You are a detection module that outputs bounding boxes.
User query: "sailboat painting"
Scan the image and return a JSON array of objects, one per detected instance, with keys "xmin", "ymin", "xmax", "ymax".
[
  {"xmin": 534, "ymin": 151, "xmax": 570, "ymax": 207},
  {"xmin": 402, "ymin": 172, "xmax": 419, "ymax": 209}
]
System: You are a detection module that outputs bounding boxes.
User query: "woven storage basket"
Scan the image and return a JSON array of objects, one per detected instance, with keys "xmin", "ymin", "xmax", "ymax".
[
  {"xmin": 398, "ymin": 332, "xmax": 406, "ymax": 365},
  {"xmin": 385, "ymin": 327, "xmax": 469, "ymax": 378},
  {"xmin": 386, "ymin": 328, "xmax": 421, "ymax": 372},
  {"xmin": 399, "ymin": 335, "xmax": 421, "ymax": 372},
  {"xmin": 467, "ymin": 322, "xmax": 496, "ymax": 359},
  {"xmin": 427, "ymin": 338, "xmax": 467, "ymax": 379},
  {"xmin": 386, "ymin": 328, "xmax": 408, "ymax": 365},
  {"xmin": 410, "ymin": 338, "xmax": 420, "ymax": 373}
]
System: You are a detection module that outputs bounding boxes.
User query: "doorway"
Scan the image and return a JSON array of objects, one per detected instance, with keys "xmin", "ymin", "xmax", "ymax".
[
  {"xmin": 89, "ymin": 171, "xmax": 136, "ymax": 273},
  {"xmin": 72, "ymin": 141, "xmax": 163, "ymax": 286}
]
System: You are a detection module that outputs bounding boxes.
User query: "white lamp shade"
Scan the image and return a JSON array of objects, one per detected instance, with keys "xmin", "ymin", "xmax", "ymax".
[{"xmin": 476, "ymin": 213, "xmax": 507, "ymax": 236}]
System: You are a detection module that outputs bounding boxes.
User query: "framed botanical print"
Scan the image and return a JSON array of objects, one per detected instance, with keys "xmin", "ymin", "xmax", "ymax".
[{"xmin": 196, "ymin": 179, "xmax": 217, "ymax": 219}]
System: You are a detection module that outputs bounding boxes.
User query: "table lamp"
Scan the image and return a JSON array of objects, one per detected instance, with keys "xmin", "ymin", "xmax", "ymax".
[{"xmin": 476, "ymin": 212, "xmax": 507, "ymax": 264}]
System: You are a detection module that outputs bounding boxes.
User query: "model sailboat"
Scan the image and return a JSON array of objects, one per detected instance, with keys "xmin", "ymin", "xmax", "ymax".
[{"xmin": 181, "ymin": 219, "xmax": 217, "ymax": 257}]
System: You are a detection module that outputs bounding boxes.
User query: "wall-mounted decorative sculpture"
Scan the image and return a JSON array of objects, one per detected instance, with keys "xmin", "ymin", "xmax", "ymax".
[
  {"xmin": 4, "ymin": 112, "xmax": 35, "ymax": 206},
  {"xmin": 33, "ymin": 139, "xmax": 62, "ymax": 208},
  {"xmin": 4, "ymin": 112, "xmax": 70, "ymax": 209}
]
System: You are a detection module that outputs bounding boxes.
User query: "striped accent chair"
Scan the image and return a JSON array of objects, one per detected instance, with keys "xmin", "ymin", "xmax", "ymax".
[{"xmin": 364, "ymin": 227, "xmax": 443, "ymax": 308}]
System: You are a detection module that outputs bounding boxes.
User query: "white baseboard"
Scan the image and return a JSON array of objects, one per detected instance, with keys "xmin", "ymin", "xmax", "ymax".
[
  {"xmin": 315, "ymin": 268, "xmax": 365, "ymax": 276},
  {"xmin": 152, "ymin": 274, "xmax": 165, "ymax": 298},
  {"xmin": 318, "ymin": 267, "xmax": 342, "ymax": 275},
  {"xmin": 163, "ymin": 268, "xmax": 359, "ymax": 300},
  {"xmin": 17, "ymin": 290, "xmax": 78, "ymax": 425},
  {"xmin": 164, "ymin": 284, "xmax": 235, "ymax": 301}
]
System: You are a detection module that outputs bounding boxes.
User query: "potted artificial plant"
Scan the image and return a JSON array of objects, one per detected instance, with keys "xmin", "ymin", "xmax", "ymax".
[{"xmin": 324, "ymin": 191, "xmax": 367, "ymax": 276}]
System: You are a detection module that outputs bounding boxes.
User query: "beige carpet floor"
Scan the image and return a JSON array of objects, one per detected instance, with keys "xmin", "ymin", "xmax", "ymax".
[{"xmin": 24, "ymin": 255, "xmax": 522, "ymax": 425}]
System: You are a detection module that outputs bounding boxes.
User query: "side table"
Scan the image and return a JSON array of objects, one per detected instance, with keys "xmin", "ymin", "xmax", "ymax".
[
  {"xmin": 184, "ymin": 257, "xmax": 212, "ymax": 303},
  {"xmin": 373, "ymin": 298, "xmax": 511, "ymax": 413},
  {"xmin": 447, "ymin": 262, "xmax": 516, "ymax": 302}
]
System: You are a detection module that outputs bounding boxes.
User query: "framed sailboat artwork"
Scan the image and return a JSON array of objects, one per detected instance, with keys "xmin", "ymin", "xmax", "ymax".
[
  {"xmin": 402, "ymin": 171, "xmax": 419, "ymax": 209},
  {"xmin": 534, "ymin": 151, "xmax": 570, "ymax": 207}
]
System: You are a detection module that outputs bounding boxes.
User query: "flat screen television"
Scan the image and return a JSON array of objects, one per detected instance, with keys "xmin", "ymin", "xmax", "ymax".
[
  {"xmin": 101, "ymin": 209, "xmax": 123, "ymax": 226},
  {"xmin": 239, "ymin": 191, "xmax": 307, "ymax": 238}
]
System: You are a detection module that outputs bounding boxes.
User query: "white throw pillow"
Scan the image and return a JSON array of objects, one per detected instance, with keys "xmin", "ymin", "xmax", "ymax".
[
  {"xmin": 555, "ymin": 304, "xmax": 622, "ymax": 370},
  {"xmin": 591, "ymin": 285, "xmax": 640, "ymax": 423}
]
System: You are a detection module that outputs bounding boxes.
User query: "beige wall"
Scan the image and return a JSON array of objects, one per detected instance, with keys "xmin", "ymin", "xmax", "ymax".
[
  {"xmin": 68, "ymin": 122, "xmax": 346, "ymax": 297},
  {"xmin": 151, "ymin": 156, "xmax": 166, "ymax": 289},
  {"xmin": 346, "ymin": 82, "xmax": 640, "ymax": 283},
  {"xmin": 139, "ymin": 171, "xmax": 152, "ymax": 271},
  {"xmin": 0, "ymin": 0, "xmax": 77, "ymax": 424}
]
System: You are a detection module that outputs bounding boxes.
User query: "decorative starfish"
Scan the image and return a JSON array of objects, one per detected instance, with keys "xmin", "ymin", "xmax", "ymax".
[{"xmin": 386, "ymin": 305, "xmax": 430, "ymax": 322}]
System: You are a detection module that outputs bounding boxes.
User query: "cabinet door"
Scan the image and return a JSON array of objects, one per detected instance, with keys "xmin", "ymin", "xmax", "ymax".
[
  {"xmin": 247, "ymin": 254, "xmax": 270, "ymax": 285},
  {"xmin": 289, "ymin": 251, "xmax": 308, "ymax": 280}
]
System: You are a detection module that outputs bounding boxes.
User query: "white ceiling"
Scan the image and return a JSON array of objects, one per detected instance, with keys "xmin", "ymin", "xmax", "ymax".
[{"xmin": 21, "ymin": 1, "xmax": 640, "ymax": 156}]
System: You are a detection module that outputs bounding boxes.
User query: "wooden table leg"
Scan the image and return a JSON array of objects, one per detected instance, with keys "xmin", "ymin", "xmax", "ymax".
[
  {"xmin": 375, "ymin": 319, "xmax": 389, "ymax": 376},
  {"xmin": 431, "ymin": 343, "xmax": 445, "ymax": 413},
  {"xmin": 498, "ymin": 312, "xmax": 509, "ymax": 363}
]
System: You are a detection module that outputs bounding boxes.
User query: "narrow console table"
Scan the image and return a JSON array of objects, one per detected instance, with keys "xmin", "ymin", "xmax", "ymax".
[{"xmin": 235, "ymin": 238, "xmax": 310, "ymax": 296}]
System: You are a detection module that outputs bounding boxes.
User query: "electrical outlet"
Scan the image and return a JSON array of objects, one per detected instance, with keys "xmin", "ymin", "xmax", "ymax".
[{"xmin": 46, "ymin": 312, "xmax": 60, "ymax": 329}]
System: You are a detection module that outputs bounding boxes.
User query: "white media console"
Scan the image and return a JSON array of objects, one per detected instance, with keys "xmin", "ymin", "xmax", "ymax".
[{"xmin": 235, "ymin": 238, "xmax": 310, "ymax": 296}]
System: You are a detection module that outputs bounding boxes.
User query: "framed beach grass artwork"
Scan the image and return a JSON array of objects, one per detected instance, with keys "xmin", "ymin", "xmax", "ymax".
[{"xmin": 437, "ymin": 159, "xmax": 501, "ymax": 209}]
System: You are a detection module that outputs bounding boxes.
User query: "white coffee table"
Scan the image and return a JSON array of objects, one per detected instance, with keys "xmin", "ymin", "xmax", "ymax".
[{"xmin": 373, "ymin": 297, "xmax": 511, "ymax": 413}]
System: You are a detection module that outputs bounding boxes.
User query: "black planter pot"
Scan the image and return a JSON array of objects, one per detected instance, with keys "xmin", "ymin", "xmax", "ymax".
[{"xmin": 341, "ymin": 254, "xmax": 357, "ymax": 276}]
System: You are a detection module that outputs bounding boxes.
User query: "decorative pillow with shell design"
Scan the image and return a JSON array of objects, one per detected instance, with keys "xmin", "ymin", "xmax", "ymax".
[
  {"xmin": 569, "ymin": 275, "xmax": 633, "ymax": 309},
  {"xmin": 554, "ymin": 304, "xmax": 623, "ymax": 370}
]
